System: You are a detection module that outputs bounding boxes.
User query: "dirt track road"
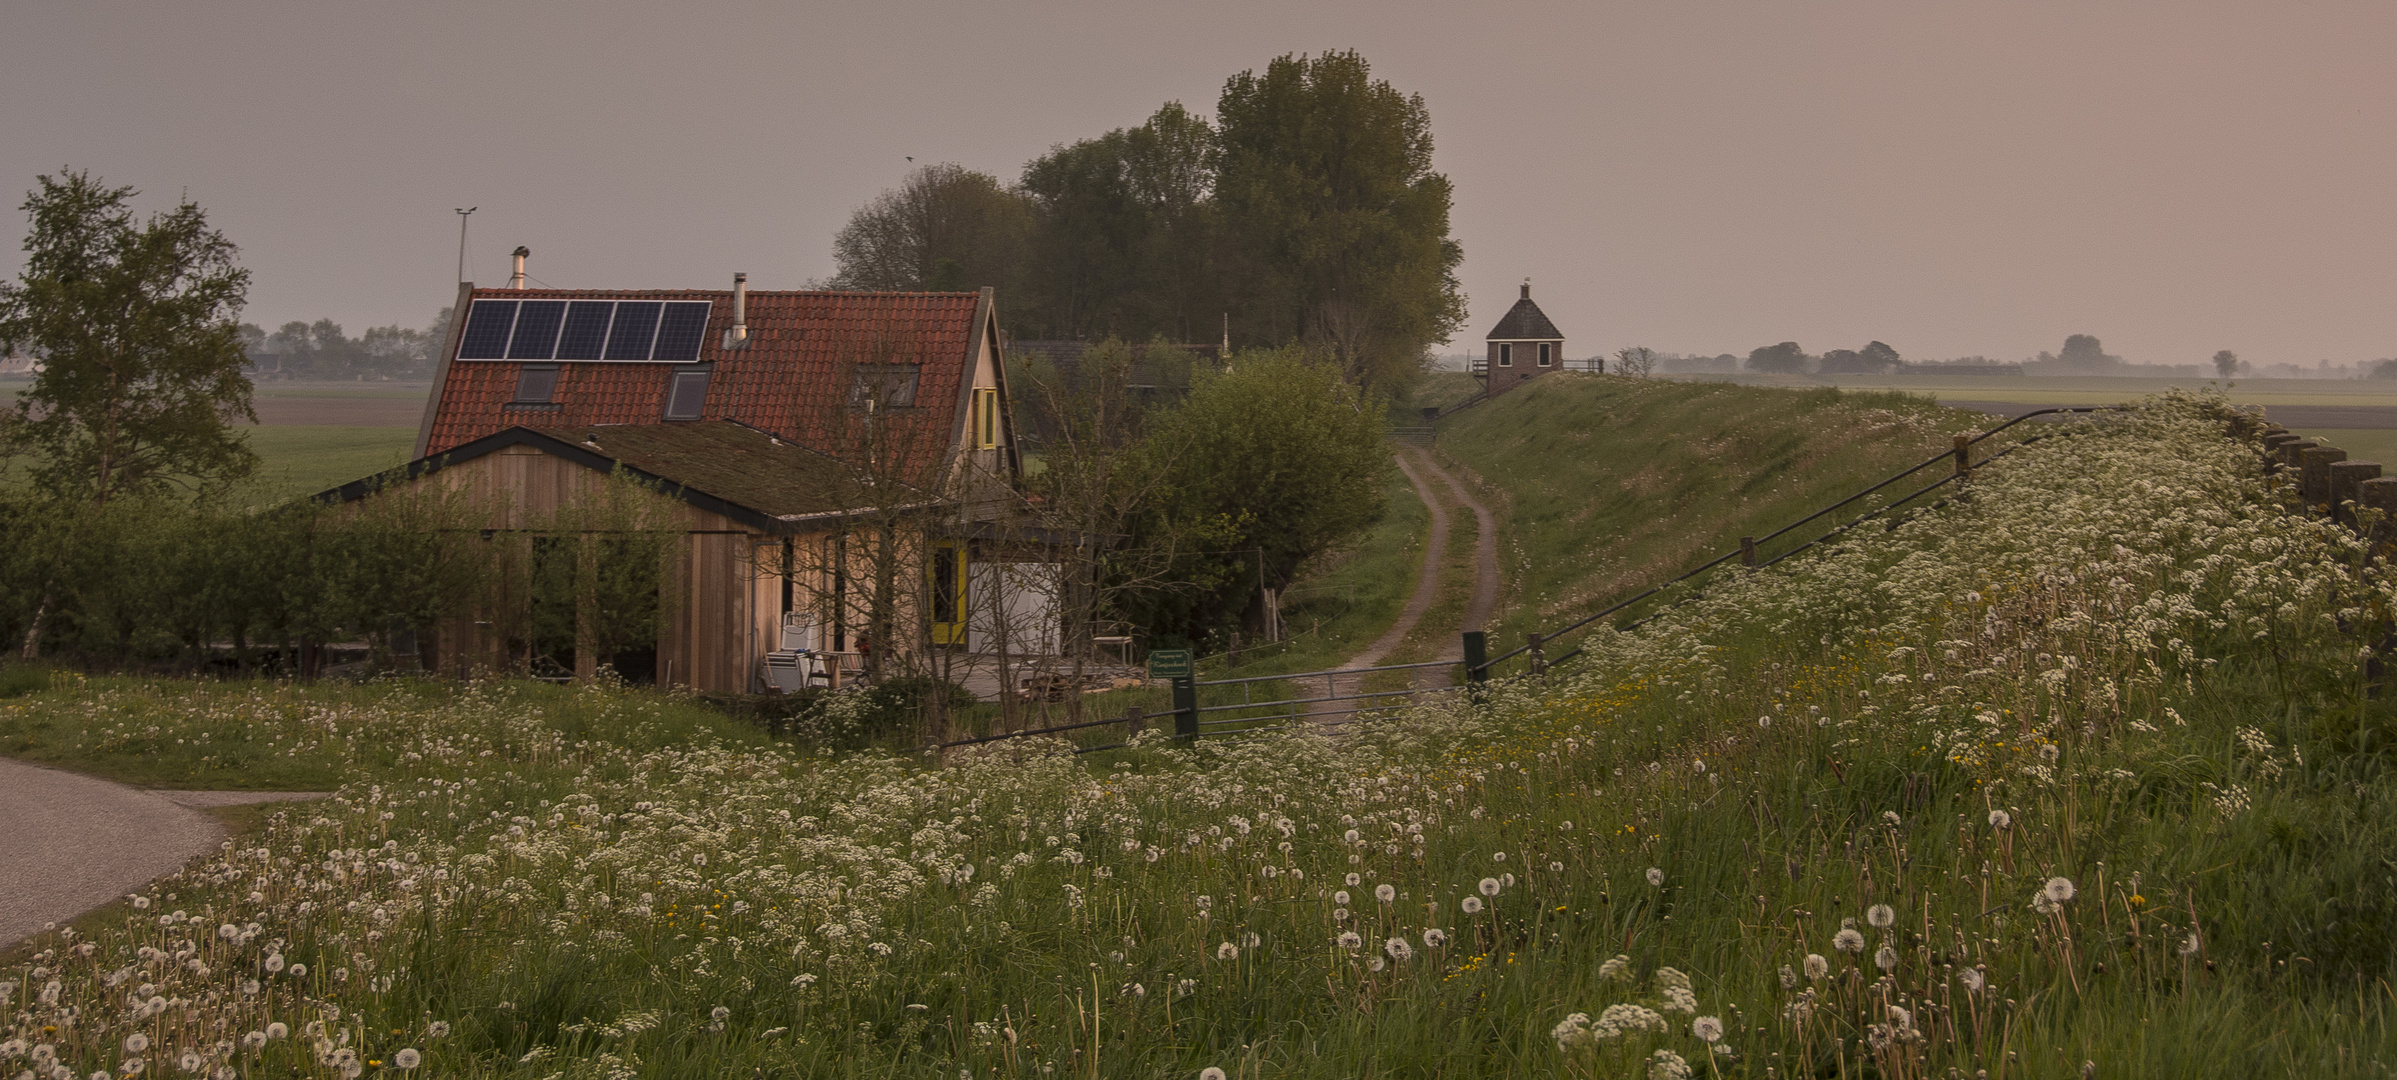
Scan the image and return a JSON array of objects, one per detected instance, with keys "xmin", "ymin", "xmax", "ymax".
[
  {"xmin": 1310, "ymin": 449, "xmax": 1501, "ymax": 720},
  {"xmin": 0, "ymin": 758, "xmax": 324, "ymax": 949}
]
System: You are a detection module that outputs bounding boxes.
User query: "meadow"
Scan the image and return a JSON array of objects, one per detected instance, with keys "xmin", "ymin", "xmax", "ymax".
[{"xmin": 3, "ymin": 388, "xmax": 2390, "ymax": 1078}]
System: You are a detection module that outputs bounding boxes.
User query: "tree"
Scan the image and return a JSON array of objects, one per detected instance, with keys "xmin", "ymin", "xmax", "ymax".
[
  {"xmin": 0, "ymin": 170, "xmax": 256, "ymax": 504},
  {"xmin": 2048, "ymin": 334, "xmax": 2121, "ymax": 373},
  {"xmin": 1613, "ymin": 346, "xmax": 1657, "ymax": 378},
  {"xmin": 2213, "ymin": 350, "xmax": 2241, "ymax": 378},
  {"xmin": 1746, "ymin": 341, "xmax": 1811, "ymax": 374},
  {"xmin": 1016, "ymin": 103, "xmax": 1223, "ymax": 343},
  {"xmin": 827, "ymin": 163, "xmax": 1033, "ymax": 294},
  {"xmin": 1214, "ymin": 51, "xmax": 1465, "ymax": 400},
  {"xmin": 1127, "ymin": 346, "xmax": 1388, "ymax": 642},
  {"xmin": 1860, "ymin": 340, "xmax": 1902, "ymax": 371}
]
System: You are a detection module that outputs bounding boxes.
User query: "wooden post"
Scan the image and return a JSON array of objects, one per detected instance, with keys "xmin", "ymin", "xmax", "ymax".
[
  {"xmin": 1227, "ymin": 631, "xmax": 1242, "ymax": 666},
  {"xmin": 1740, "ymin": 536, "xmax": 1758, "ymax": 568},
  {"xmin": 2300, "ymin": 446, "xmax": 2347, "ymax": 508},
  {"xmin": 1953, "ymin": 433, "xmax": 1972, "ymax": 480},
  {"xmin": 1527, "ymin": 631, "xmax": 1546, "ymax": 676},
  {"xmin": 2360, "ymin": 477, "xmax": 2397, "ymax": 551},
  {"xmin": 1172, "ymin": 676, "xmax": 1198, "ymax": 742},
  {"xmin": 2329, "ymin": 461, "xmax": 2381, "ymax": 529},
  {"xmin": 1125, "ymin": 705, "xmax": 1145, "ymax": 739},
  {"xmin": 1462, "ymin": 630, "xmax": 1487, "ymax": 690}
]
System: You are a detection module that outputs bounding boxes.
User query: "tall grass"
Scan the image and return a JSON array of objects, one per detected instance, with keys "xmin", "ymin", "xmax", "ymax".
[{"xmin": 1, "ymin": 389, "xmax": 2390, "ymax": 1079}]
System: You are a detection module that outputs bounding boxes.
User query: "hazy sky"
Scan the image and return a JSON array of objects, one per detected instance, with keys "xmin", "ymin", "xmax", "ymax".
[{"xmin": 4, "ymin": 2, "xmax": 2393, "ymax": 368}]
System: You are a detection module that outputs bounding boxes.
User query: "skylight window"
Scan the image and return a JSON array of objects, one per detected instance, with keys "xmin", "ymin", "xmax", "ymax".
[
  {"xmin": 512, "ymin": 364, "xmax": 560, "ymax": 405},
  {"xmin": 664, "ymin": 367, "xmax": 711, "ymax": 420},
  {"xmin": 848, "ymin": 363, "xmax": 921, "ymax": 410}
]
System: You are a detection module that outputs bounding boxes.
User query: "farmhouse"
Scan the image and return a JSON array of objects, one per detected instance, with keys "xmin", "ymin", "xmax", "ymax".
[{"xmin": 328, "ymin": 276, "xmax": 1059, "ymax": 693}]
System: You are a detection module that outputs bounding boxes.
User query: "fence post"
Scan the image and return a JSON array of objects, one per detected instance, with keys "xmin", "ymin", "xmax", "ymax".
[
  {"xmin": 1172, "ymin": 676, "xmax": 1198, "ymax": 742},
  {"xmin": 1125, "ymin": 705, "xmax": 1145, "ymax": 739},
  {"xmin": 1953, "ymin": 433, "xmax": 1971, "ymax": 480},
  {"xmin": 1528, "ymin": 631, "xmax": 1546, "ymax": 677},
  {"xmin": 1462, "ymin": 630, "xmax": 1487, "ymax": 698},
  {"xmin": 1740, "ymin": 536, "xmax": 1757, "ymax": 568}
]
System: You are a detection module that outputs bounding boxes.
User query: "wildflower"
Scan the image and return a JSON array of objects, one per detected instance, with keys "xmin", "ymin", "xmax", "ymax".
[
  {"xmin": 241, "ymin": 1033, "xmax": 267, "ymax": 1051},
  {"xmin": 2179, "ymin": 932, "xmax": 2202, "ymax": 956},
  {"xmin": 1216, "ymin": 943, "xmax": 1239, "ymax": 961},
  {"xmin": 263, "ymin": 954, "xmax": 284, "ymax": 973},
  {"xmin": 1375, "ymin": 884, "xmax": 1396, "ymax": 903},
  {"xmin": 1595, "ymin": 1003, "xmax": 1667, "ymax": 1037},
  {"xmin": 1461, "ymin": 897, "xmax": 1483, "ymax": 914},
  {"xmin": 1662, "ymin": 985, "xmax": 1698, "ymax": 1014},
  {"xmin": 1646, "ymin": 867, "xmax": 1664, "ymax": 887},
  {"xmin": 710, "ymin": 1006, "xmax": 730, "ymax": 1022},
  {"xmin": 1988, "ymin": 810, "xmax": 2011, "ymax": 830},
  {"xmin": 1200, "ymin": 1070, "xmax": 1227, "ymax": 1080},
  {"xmin": 125, "ymin": 1035, "xmax": 149, "ymax": 1054},
  {"xmin": 1833, "ymin": 928, "xmax": 1866, "ymax": 953},
  {"xmin": 1779, "ymin": 964, "xmax": 1797, "ymax": 989},
  {"xmin": 2044, "ymin": 877, "xmax": 2077, "ymax": 903},
  {"xmin": 1334, "ymin": 890, "xmax": 1350, "ymax": 905},
  {"xmin": 1866, "ymin": 904, "xmax": 1895, "ymax": 928},
  {"xmin": 1959, "ymin": 967, "xmax": 1986, "ymax": 992},
  {"xmin": 1345, "ymin": 873, "xmax": 1361, "ymax": 886},
  {"xmin": 180, "ymin": 1052, "xmax": 202, "ymax": 1072},
  {"xmin": 1548, "ymin": 861, "xmax": 1564, "ymax": 872},
  {"xmin": 1553, "ymin": 1012, "xmax": 1593, "ymax": 1050},
  {"xmin": 1492, "ymin": 851, "xmax": 1506, "ymax": 862},
  {"xmin": 1385, "ymin": 937, "xmax": 1413, "ymax": 961},
  {"xmin": 393, "ymin": 1050, "xmax": 422, "ymax": 1071},
  {"xmin": 1423, "ymin": 929, "xmax": 1447, "ymax": 949},
  {"xmin": 1647, "ymin": 1048, "xmax": 1692, "ymax": 1080},
  {"xmin": 1656, "ymin": 966, "xmax": 1690, "ymax": 990},
  {"xmin": 1479, "ymin": 877, "xmax": 1502, "ymax": 897},
  {"xmin": 1875, "ymin": 945, "xmax": 1898, "ymax": 971},
  {"xmin": 425, "ymin": 1022, "xmax": 449, "ymax": 1040},
  {"xmin": 1599, "ymin": 954, "xmax": 1632, "ymax": 981},
  {"xmin": 1691, "ymin": 1016, "xmax": 1724, "ymax": 1043},
  {"xmin": 1337, "ymin": 931, "xmax": 1362, "ymax": 950},
  {"xmin": 265, "ymin": 1024, "xmax": 288, "ymax": 1040}
]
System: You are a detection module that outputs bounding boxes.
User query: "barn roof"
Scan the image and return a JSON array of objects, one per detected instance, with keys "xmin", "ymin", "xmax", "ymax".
[
  {"xmin": 325, "ymin": 421, "xmax": 932, "ymax": 533},
  {"xmin": 1485, "ymin": 283, "xmax": 1563, "ymax": 341},
  {"xmin": 417, "ymin": 286, "xmax": 992, "ymax": 485}
]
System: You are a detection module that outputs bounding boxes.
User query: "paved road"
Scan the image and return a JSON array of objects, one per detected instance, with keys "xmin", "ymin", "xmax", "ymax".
[
  {"xmin": 1948, "ymin": 400, "xmax": 2397, "ymax": 429},
  {"xmin": 0, "ymin": 757, "xmax": 325, "ymax": 949}
]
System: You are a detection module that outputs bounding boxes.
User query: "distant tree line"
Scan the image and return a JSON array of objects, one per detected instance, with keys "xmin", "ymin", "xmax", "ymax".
[
  {"xmin": 824, "ymin": 50, "xmax": 1464, "ymax": 400},
  {"xmin": 237, "ymin": 309, "xmax": 451, "ymax": 381}
]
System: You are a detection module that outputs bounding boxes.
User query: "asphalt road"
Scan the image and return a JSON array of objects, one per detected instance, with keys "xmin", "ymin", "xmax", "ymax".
[
  {"xmin": 1947, "ymin": 400, "xmax": 2397, "ymax": 429},
  {"xmin": 0, "ymin": 758, "xmax": 324, "ymax": 949}
]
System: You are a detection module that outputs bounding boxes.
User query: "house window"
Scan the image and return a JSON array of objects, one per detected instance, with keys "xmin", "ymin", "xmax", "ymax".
[
  {"xmin": 849, "ymin": 363, "xmax": 921, "ymax": 410},
  {"xmin": 1538, "ymin": 343, "xmax": 1553, "ymax": 367},
  {"xmin": 664, "ymin": 367, "xmax": 710, "ymax": 420},
  {"xmin": 928, "ymin": 541, "xmax": 967, "ymax": 646},
  {"xmin": 1497, "ymin": 343, "xmax": 1513, "ymax": 367},
  {"xmin": 972, "ymin": 387, "xmax": 1000, "ymax": 449},
  {"xmin": 512, "ymin": 364, "xmax": 560, "ymax": 405}
]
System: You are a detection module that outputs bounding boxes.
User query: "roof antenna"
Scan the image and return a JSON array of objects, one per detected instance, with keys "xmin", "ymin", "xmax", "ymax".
[{"xmin": 722, "ymin": 273, "xmax": 751, "ymax": 350}]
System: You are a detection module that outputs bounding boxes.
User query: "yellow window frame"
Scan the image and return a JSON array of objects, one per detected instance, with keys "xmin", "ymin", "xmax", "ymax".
[
  {"xmin": 929, "ymin": 541, "xmax": 968, "ymax": 646},
  {"xmin": 973, "ymin": 387, "xmax": 1000, "ymax": 449}
]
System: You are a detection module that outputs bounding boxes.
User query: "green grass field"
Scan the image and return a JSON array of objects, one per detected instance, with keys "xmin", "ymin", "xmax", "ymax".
[
  {"xmin": 1675, "ymin": 371, "xmax": 2397, "ymax": 407},
  {"xmin": 2, "ymin": 391, "xmax": 2389, "ymax": 1077},
  {"xmin": 238, "ymin": 425, "xmax": 418, "ymax": 498}
]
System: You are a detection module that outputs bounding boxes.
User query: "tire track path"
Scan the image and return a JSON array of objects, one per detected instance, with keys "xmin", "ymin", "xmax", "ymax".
[{"xmin": 1310, "ymin": 448, "xmax": 1500, "ymax": 720}]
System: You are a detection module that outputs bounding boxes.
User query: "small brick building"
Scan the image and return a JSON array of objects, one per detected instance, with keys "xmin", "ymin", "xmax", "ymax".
[{"xmin": 1475, "ymin": 281, "xmax": 1565, "ymax": 397}]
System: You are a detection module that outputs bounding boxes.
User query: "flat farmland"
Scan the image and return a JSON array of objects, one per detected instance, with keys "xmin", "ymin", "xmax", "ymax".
[{"xmin": 0, "ymin": 380, "xmax": 428, "ymax": 498}]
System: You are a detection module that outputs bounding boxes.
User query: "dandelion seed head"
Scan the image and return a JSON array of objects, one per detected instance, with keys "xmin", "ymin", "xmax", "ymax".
[
  {"xmin": 1374, "ymin": 884, "xmax": 1395, "ymax": 903},
  {"xmin": 1479, "ymin": 877, "xmax": 1501, "ymax": 896},
  {"xmin": 1833, "ymin": 928, "xmax": 1866, "ymax": 953},
  {"xmin": 1866, "ymin": 904, "xmax": 1895, "ymax": 928},
  {"xmin": 2043, "ymin": 877, "xmax": 2077, "ymax": 903},
  {"xmin": 1645, "ymin": 867, "xmax": 1664, "ymax": 887},
  {"xmin": 1460, "ymin": 896, "xmax": 1483, "ymax": 914},
  {"xmin": 1691, "ymin": 1016, "xmax": 1724, "ymax": 1043}
]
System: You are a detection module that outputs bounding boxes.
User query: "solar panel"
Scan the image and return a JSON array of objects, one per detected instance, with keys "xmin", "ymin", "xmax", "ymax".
[
  {"xmin": 653, "ymin": 302, "xmax": 711, "ymax": 362},
  {"xmin": 554, "ymin": 301, "xmax": 613, "ymax": 360},
  {"xmin": 507, "ymin": 300, "xmax": 568, "ymax": 360},
  {"xmin": 457, "ymin": 300, "xmax": 518, "ymax": 359},
  {"xmin": 604, "ymin": 302, "xmax": 662, "ymax": 360}
]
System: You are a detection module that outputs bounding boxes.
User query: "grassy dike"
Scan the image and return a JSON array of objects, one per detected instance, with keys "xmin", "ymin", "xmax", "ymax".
[
  {"xmin": 1434, "ymin": 374, "xmax": 1989, "ymax": 647},
  {"xmin": 2, "ymin": 389, "xmax": 2390, "ymax": 1078}
]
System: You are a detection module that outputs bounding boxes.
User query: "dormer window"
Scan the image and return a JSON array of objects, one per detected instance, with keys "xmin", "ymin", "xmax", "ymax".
[
  {"xmin": 664, "ymin": 366, "xmax": 711, "ymax": 420},
  {"xmin": 1497, "ymin": 343, "xmax": 1513, "ymax": 367}
]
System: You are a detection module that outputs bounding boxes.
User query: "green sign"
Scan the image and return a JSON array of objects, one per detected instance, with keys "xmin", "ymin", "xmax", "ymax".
[{"xmin": 1147, "ymin": 648, "xmax": 1193, "ymax": 680}]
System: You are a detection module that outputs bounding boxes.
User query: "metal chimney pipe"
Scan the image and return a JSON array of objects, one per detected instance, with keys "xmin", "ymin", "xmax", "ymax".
[
  {"xmin": 722, "ymin": 272, "xmax": 750, "ymax": 349},
  {"xmin": 509, "ymin": 246, "xmax": 530, "ymax": 289}
]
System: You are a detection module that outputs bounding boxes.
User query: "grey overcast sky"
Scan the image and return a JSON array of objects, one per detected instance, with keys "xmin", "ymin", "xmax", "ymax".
[{"xmin": 3, "ymin": 1, "xmax": 2393, "ymax": 368}]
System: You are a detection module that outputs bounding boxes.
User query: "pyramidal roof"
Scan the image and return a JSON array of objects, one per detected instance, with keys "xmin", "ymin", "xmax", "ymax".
[{"xmin": 1485, "ymin": 281, "xmax": 1563, "ymax": 341}]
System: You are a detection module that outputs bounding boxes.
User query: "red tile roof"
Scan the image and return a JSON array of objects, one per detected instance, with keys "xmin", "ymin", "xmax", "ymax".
[{"xmin": 421, "ymin": 287, "xmax": 988, "ymax": 483}]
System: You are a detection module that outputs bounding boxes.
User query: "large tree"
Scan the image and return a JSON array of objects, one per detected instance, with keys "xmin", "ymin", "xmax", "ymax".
[
  {"xmin": 0, "ymin": 170, "xmax": 256, "ymax": 504},
  {"xmin": 826, "ymin": 163, "xmax": 1033, "ymax": 294},
  {"xmin": 1016, "ymin": 103, "xmax": 1222, "ymax": 343},
  {"xmin": 1213, "ymin": 51, "xmax": 1465, "ymax": 399}
]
